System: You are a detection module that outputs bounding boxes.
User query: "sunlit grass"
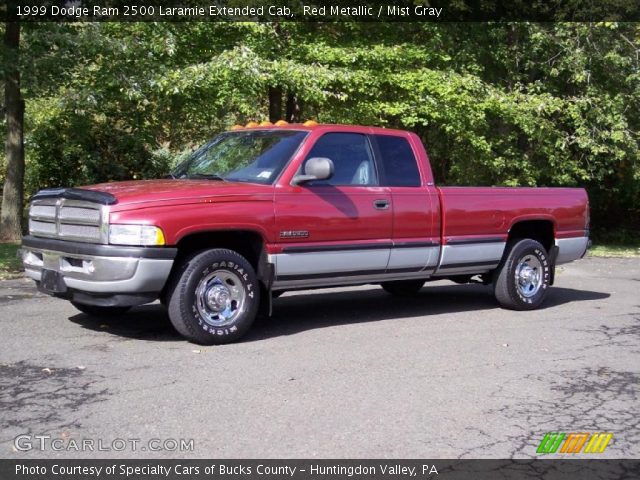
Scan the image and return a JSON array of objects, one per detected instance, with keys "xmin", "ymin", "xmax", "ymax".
[
  {"xmin": 588, "ymin": 244, "xmax": 640, "ymax": 258},
  {"xmin": 0, "ymin": 243, "xmax": 22, "ymax": 279}
]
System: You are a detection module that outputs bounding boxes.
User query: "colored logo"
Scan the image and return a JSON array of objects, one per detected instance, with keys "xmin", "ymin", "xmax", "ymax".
[{"xmin": 537, "ymin": 432, "xmax": 613, "ymax": 454}]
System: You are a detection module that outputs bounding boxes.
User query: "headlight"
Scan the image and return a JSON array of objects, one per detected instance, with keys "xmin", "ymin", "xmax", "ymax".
[{"xmin": 109, "ymin": 224, "xmax": 165, "ymax": 246}]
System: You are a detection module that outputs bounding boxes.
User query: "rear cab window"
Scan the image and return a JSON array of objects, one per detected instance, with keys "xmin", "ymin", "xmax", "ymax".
[{"xmin": 373, "ymin": 134, "xmax": 421, "ymax": 187}]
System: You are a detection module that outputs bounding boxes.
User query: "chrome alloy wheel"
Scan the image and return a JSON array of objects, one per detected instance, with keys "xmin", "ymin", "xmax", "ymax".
[
  {"xmin": 195, "ymin": 270, "xmax": 247, "ymax": 327},
  {"xmin": 514, "ymin": 254, "xmax": 543, "ymax": 298}
]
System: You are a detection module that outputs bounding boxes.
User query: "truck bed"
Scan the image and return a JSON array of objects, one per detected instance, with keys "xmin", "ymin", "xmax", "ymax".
[{"xmin": 435, "ymin": 186, "xmax": 589, "ymax": 275}]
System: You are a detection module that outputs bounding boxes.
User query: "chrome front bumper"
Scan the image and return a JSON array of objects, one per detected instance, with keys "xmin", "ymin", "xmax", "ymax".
[{"xmin": 20, "ymin": 236, "xmax": 176, "ymax": 299}]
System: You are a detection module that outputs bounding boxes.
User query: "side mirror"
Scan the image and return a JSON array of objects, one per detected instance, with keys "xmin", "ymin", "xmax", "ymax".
[{"xmin": 292, "ymin": 157, "xmax": 334, "ymax": 185}]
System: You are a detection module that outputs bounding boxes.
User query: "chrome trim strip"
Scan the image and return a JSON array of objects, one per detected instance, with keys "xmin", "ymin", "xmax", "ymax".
[
  {"xmin": 282, "ymin": 243, "xmax": 393, "ymax": 253},
  {"xmin": 446, "ymin": 237, "xmax": 504, "ymax": 245},
  {"xmin": 281, "ymin": 240, "xmax": 439, "ymax": 254},
  {"xmin": 393, "ymin": 241, "xmax": 439, "ymax": 248}
]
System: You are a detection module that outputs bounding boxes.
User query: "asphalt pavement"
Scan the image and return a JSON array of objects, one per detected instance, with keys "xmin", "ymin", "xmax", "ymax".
[{"xmin": 0, "ymin": 257, "xmax": 638, "ymax": 459}]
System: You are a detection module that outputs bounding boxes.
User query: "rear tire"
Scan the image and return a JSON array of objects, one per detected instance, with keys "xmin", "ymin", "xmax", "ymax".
[
  {"xmin": 381, "ymin": 279, "xmax": 425, "ymax": 296},
  {"xmin": 494, "ymin": 239, "xmax": 551, "ymax": 310},
  {"xmin": 166, "ymin": 249, "xmax": 260, "ymax": 345},
  {"xmin": 71, "ymin": 302, "xmax": 130, "ymax": 317}
]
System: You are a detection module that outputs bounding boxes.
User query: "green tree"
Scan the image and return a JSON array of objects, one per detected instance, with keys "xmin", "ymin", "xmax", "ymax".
[
  {"xmin": 2, "ymin": 22, "xmax": 638, "ymax": 237},
  {"xmin": 1, "ymin": 20, "xmax": 24, "ymax": 242}
]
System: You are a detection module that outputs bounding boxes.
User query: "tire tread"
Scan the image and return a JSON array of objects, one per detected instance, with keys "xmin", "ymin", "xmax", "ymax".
[
  {"xmin": 494, "ymin": 239, "xmax": 549, "ymax": 310},
  {"xmin": 166, "ymin": 248, "xmax": 260, "ymax": 344}
]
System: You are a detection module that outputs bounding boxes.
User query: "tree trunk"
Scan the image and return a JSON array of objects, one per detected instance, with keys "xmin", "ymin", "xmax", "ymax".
[
  {"xmin": 285, "ymin": 92, "xmax": 303, "ymax": 123},
  {"xmin": 1, "ymin": 21, "xmax": 24, "ymax": 242},
  {"xmin": 268, "ymin": 86, "xmax": 282, "ymax": 122}
]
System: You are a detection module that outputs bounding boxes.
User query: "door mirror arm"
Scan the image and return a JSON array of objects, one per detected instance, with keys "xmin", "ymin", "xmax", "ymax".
[{"xmin": 292, "ymin": 157, "xmax": 334, "ymax": 185}]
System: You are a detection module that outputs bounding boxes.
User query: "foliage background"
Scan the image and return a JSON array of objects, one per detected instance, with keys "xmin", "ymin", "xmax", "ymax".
[{"xmin": 1, "ymin": 22, "xmax": 639, "ymax": 239}]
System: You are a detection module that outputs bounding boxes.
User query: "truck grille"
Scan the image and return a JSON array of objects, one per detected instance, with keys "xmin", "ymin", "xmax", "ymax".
[{"xmin": 28, "ymin": 198, "xmax": 107, "ymax": 243}]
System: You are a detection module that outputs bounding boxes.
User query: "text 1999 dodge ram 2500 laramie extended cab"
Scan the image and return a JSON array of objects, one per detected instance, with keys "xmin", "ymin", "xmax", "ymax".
[{"xmin": 20, "ymin": 123, "xmax": 590, "ymax": 344}]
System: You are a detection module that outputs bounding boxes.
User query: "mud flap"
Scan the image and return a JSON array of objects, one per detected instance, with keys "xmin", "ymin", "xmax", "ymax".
[
  {"xmin": 548, "ymin": 245, "xmax": 559, "ymax": 285},
  {"xmin": 257, "ymin": 261, "xmax": 275, "ymax": 318}
]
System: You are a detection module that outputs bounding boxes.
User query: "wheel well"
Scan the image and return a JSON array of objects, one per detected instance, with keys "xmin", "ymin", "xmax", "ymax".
[
  {"xmin": 507, "ymin": 220, "xmax": 555, "ymax": 252},
  {"xmin": 174, "ymin": 230, "xmax": 265, "ymax": 269},
  {"xmin": 161, "ymin": 230, "xmax": 272, "ymax": 314}
]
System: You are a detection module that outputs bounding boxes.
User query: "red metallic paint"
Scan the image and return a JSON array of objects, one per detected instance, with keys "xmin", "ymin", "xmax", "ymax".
[
  {"xmin": 437, "ymin": 186, "xmax": 589, "ymax": 243},
  {"xmin": 80, "ymin": 125, "xmax": 588, "ymax": 252}
]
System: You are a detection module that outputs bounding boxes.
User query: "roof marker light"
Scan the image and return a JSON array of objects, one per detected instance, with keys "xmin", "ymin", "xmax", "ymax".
[
  {"xmin": 230, "ymin": 124, "xmax": 244, "ymax": 130},
  {"xmin": 303, "ymin": 120, "xmax": 318, "ymax": 127},
  {"xmin": 245, "ymin": 121, "xmax": 259, "ymax": 128},
  {"xmin": 275, "ymin": 120, "xmax": 289, "ymax": 126},
  {"xmin": 259, "ymin": 121, "xmax": 273, "ymax": 126}
]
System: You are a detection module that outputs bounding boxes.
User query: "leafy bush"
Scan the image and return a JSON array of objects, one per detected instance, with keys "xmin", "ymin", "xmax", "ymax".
[{"xmin": 3, "ymin": 22, "xmax": 638, "ymax": 235}]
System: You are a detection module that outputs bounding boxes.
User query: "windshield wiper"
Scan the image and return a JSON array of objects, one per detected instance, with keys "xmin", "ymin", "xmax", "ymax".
[{"xmin": 187, "ymin": 173, "xmax": 226, "ymax": 181}]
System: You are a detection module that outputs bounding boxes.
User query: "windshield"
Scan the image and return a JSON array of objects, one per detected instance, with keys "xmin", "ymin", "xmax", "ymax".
[{"xmin": 172, "ymin": 130, "xmax": 308, "ymax": 184}]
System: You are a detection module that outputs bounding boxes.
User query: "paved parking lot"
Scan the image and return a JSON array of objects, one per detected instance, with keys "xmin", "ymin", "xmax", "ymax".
[{"xmin": 0, "ymin": 257, "xmax": 638, "ymax": 459}]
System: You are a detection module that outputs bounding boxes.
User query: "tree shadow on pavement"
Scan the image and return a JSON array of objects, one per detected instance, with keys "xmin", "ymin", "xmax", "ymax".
[
  {"xmin": 0, "ymin": 361, "xmax": 109, "ymax": 443},
  {"xmin": 472, "ymin": 367, "xmax": 640, "ymax": 459},
  {"xmin": 246, "ymin": 284, "xmax": 609, "ymax": 342},
  {"xmin": 66, "ymin": 284, "xmax": 609, "ymax": 343},
  {"xmin": 68, "ymin": 304, "xmax": 182, "ymax": 342}
]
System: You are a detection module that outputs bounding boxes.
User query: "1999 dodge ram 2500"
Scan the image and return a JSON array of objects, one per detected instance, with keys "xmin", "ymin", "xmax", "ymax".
[{"xmin": 20, "ymin": 123, "xmax": 590, "ymax": 344}]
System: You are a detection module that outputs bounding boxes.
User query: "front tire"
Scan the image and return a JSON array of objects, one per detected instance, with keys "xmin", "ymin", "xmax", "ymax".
[
  {"xmin": 380, "ymin": 279, "xmax": 425, "ymax": 296},
  {"xmin": 166, "ymin": 249, "xmax": 260, "ymax": 345},
  {"xmin": 494, "ymin": 239, "xmax": 551, "ymax": 310}
]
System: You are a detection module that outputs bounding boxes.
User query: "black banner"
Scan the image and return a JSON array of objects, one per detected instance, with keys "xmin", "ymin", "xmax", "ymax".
[
  {"xmin": 1, "ymin": 460, "xmax": 640, "ymax": 480},
  {"xmin": 3, "ymin": 0, "xmax": 640, "ymax": 22}
]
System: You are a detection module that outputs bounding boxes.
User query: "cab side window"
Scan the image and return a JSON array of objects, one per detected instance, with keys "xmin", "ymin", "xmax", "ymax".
[
  {"xmin": 374, "ymin": 135, "xmax": 421, "ymax": 187},
  {"xmin": 303, "ymin": 133, "xmax": 378, "ymax": 186}
]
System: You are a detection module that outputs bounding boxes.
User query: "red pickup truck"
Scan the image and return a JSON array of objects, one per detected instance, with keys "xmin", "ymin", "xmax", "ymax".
[{"xmin": 20, "ymin": 123, "xmax": 590, "ymax": 344}]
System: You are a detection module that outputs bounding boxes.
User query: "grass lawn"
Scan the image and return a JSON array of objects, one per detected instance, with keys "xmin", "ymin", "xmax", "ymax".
[
  {"xmin": 589, "ymin": 228, "xmax": 640, "ymax": 258},
  {"xmin": 588, "ymin": 243, "xmax": 640, "ymax": 258},
  {"xmin": 0, "ymin": 243, "xmax": 23, "ymax": 280}
]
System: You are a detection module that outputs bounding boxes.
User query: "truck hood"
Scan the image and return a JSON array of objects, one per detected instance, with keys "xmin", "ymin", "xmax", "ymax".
[{"xmin": 84, "ymin": 179, "xmax": 274, "ymax": 207}]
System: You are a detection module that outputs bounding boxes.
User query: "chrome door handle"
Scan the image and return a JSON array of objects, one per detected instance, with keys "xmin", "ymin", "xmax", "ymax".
[{"xmin": 373, "ymin": 199, "xmax": 390, "ymax": 210}]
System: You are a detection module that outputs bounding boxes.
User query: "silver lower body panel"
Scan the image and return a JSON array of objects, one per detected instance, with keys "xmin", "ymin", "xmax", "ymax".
[
  {"xmin": 270, "ymin": 246, "xmax": 439, "ymax": 290},
  {"xmin": 555, "ymin": 236, "xmax": 589, "ymax": 264},
  {"xmin": 273, "ymin": 249, "xmax": 391, "ymax": 277},
  {"xmin": 433, "ymin": 242, "xmax": 505, "ymax": 275}
]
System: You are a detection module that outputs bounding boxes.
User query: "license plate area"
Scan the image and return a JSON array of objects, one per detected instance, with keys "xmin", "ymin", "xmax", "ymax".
[{"xmin": 40, "ymin": 269, "xmax": 68, "ymax": 294}]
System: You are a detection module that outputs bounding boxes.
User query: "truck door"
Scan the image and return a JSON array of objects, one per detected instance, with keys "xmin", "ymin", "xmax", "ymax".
[
  {"xmin": 273, "ymin": 132, "xmax": 392, "ymax": 284},
  {"xmin": 370, "ymin": 133, "xmax": 440, "ymax": 274}
]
